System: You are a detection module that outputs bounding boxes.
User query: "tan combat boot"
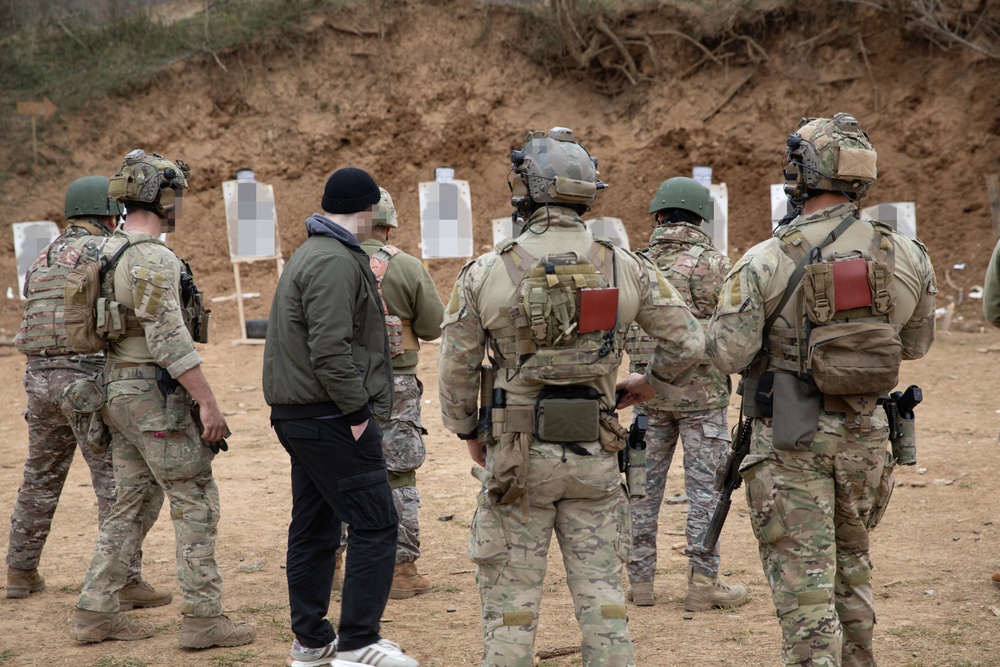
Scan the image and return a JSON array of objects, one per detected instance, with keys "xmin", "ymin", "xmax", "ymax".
[
  {"xmin": 70, "ymin": 608, "xmax": 155, "ymax": 643},
  {"xmin": 119, "ymin": 580, "xmax": 173, "ymax": 610},
  {"xmin": 684, "ymin": 565, "xmax": 749, "ymax": 612},
  {"xmin": 5, "ymin": 567, "xmax": 45, "ymax": 599},
  {"xmin": 389, "ymin": 562, "xmax": 430, "ymax": 599},
  {"xmin": 179, "ymin": 614, "xmax": 256, "ymax": 649},
  {"xmin": 628, "ymin": 581, "xmax": 655, "ymax": 607},
  {"xmin": 332, "ymin": 551, "xmax": 344, "ymax": 592}
]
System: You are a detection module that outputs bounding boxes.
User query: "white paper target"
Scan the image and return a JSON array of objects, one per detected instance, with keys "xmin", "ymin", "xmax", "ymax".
[
  {"xmin": 861, "ymin": 202, "xmax": 917, "ymax": 239},
  {"xmin": 771, "ymin": 184, "xmax": 794, "ymax": 230},
  {"xmin": 222, "ymin": 180, "xmax": 279, "ymax": 260},
  {"xmin": 585, "ymin": 217, "xmax": 630, "ymax": 251},
  {"xmin": 700, "ymin": 184, "xmax": 728, "ymax": 255},
  {"xmin": 13, "ymin": 221, "xmax": 59, "ymax": 300},
  {"xmin": 418, "ymin": 180, "xmax": 473, "ymax": 259}
]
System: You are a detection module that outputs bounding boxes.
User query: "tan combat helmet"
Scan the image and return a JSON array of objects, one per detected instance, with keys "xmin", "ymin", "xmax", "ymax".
[
  {"xmin": 371, "ymin": 187, "xmax": 398, "ymax": 228},
  {"xmin": 783, "ymin": 112, "xmax": 878, "ymax": 205},
  {"xmin": 509, "ymin": 127, "xmax": 607, "ymax": 215},
  {"xmin": 108, "ymin": 148, "xmax": 190, "ymax": 218}
]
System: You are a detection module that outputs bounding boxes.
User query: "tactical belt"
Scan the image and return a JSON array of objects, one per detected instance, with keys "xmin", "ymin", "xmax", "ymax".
[{"xmin": 106, "ymin": 362, "xmax": 158, "ymax": 380}]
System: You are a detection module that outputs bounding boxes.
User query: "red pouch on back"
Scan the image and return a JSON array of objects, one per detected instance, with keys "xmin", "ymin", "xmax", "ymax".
[
  {"xmin": 578, "ymin": 288, "xmax": 619, "ymax": 333},
  {"xmin": 831, "ymin": 259, "xmax": 872, "ymax": 311}
]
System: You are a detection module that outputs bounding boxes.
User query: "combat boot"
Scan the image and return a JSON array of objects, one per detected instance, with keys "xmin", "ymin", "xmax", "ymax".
[
  {"xmin": 627, "ymin": 581, "xmax": 655, "ymax": 607},
  {"xmin": 389, "ymin": 562, "xmax": 430, "ymax": 599},
  {"xmin": 70, "ymin": 608, "xmax": 155, "ymax": 643},
  {"xmin": 5, "ymin": 567, "xmax": 45, "ymax": 598},
  {"xmin": 684, "ymin": 565, "xmax": 749, "ymax": 612},
  {"xmin": 332, "ymin": 551, "xmax": 344, "ymax": 592},
  {"xmin": 119, "ymin": 580, "xmax": 173, "ymax": 610},
  {"xmin": 179, "ymin": 614, "xmax": 256, "ymax": 649}
]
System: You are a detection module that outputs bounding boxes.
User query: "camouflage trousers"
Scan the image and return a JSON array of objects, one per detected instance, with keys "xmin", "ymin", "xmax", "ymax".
[
  {"xmin": 627, "ymin": 407, "xmax": 729, "ymax": 582},
  {"xmin": 742, "ymin": 410, "xmax": 895, "ymax": 667},
  {"xmin": 78, "ymin": 368, "xmax": 221, "ymax": 616},
  {"xmin": 470, "ymin": 441, "xmax": 635, "ymax": 667},
  {"xmin": 341, "ymin": 375, "xmax": 427, "ymax": 564},
  {"xmin": 7, "ymin": 365, "xmax": 146, "ymax": 583}
]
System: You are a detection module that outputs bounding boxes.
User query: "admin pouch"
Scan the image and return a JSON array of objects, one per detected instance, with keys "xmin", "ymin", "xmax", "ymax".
[{"xmin": 535, "ymin": 385, "xmax": 602, "ymax": 444}]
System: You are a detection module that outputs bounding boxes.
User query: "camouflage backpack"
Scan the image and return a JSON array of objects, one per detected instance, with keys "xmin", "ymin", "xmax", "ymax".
[{"xmin": 63, "ymin": 236, "xmax": 154, "ymax": 354}]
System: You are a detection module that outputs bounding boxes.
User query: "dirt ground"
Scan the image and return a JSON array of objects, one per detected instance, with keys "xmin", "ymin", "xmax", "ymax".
[
  {"xmin": 1, "ymin": 331, "xmax": 999, "ymax": 667},
  {"xmin": 1, "ymin": 0, "xmax": 1000, "ymax": 665}
]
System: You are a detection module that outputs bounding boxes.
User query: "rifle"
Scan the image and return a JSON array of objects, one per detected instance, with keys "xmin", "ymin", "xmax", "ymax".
[{"xmin": 703, "ymin": 414, "xmax": 753, "ymax": 551}]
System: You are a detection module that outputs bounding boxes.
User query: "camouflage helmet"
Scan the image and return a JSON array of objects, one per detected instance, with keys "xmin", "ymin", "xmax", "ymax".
[
  {"xmin": 108, "ymin": 149, "xmax": 190, "ymax": 217},
  {"xmin": 509, "ymin": 127, "xmax": 606, "ymax": 210},
  {"xmin": 783, "ymin": 112, "xmax": 877, "ymax": 203},
  {"xmin": 371, "ymin": 187, "xmax": 398, "ymax": 228},
  {"xmin": 648, "ymin": 177, "xmax": 714, "ymax": 221},
  {"xmin": 64, "ymin": 176, "xmax": 125, "ymax": 220}
]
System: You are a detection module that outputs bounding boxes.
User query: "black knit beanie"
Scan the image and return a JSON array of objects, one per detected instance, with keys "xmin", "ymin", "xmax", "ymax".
[{"xmin": 321, "ymin": 168, "xmax": 380, "ymax": 214}]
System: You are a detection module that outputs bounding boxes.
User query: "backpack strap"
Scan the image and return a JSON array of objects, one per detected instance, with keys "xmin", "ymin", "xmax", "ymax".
[
  {"xmin": 663, "ymin": 243, "xmax": 707, "ymax": 283},
  {"xmin": 369, "ymin": 246, "xmax": 400, "ymax": 317}
]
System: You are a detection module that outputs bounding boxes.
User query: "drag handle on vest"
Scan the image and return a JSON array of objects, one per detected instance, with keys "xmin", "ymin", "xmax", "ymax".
[{"xmin": 704, "ymin": 415, "xmax": 753, "ymax": 550}]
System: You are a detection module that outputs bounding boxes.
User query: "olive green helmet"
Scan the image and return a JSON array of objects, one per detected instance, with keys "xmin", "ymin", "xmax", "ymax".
[
  {"xmin": 371, "ymin": 187, "xmax": 398, "ymax": 228},
  {"xmin": 509, "ymin": 127, "xmax": 606, "ymax": 211},
  {"xmin": 783, "ymin": 112, "xmax": 877, "ymax": 204},
  {"xmin": 108, "ymin": 148, "xmax": 190, "ymax": 217},
  {"xmin": 64, "ymin": 176, "xmax": 125, "ymax": 220},
  {"xmin": 647, "ymin": 177, "xmax": 714, "ymax": 221}
]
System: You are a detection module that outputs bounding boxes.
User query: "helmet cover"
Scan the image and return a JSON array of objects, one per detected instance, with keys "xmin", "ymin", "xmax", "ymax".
[
  {"xmin": 108, "ymin": 149, "xmax": 190, "ymax": 218},
  {"xmin": 783, "ymin": 112, "xmax": 877, "ymax": 204},
  {"xmin": 371, "ymin": 187, "xmax": 399, "ymax": 228},
  {"xmin": 509, "ymin": 127, "xmax": 605, "ymax": 210}
]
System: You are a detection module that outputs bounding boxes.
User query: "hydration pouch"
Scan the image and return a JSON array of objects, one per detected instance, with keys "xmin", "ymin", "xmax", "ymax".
[
  {"xmin": 771, "ymin": 372, "xmax": 821, "ymax": 451},
  {"xmin": 535, "ymin": 386, "xmax": 602, "ymax": 444},
  {"xmin": 808, "ymin": 321, "xmax": 901, "ymax": 396}
]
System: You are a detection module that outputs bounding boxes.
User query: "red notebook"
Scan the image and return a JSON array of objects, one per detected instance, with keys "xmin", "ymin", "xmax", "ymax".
[
  {"xmin": 578, "ymin": 288, "xmax": 619, "ymax": 333},
  {"xmin": 831, "ymin": 259, "xmax": 873, "ymax": 310}
]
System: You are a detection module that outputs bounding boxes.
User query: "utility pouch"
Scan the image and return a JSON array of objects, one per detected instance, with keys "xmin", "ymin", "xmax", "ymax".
[
  {"xmin": 535, "ymin": 386, "xmax": 602, "ymax": 444},
  {"xmin": 753, "ymin": 372, "xmax": 775, "ymax": 419},
  {"xmin": 598, "ymin": 412, "xmax": 628, "ymax": 453},
  {"xmin": 487, "ymin": 431, "xmax": 532, "ymax": 506},
  {"xmin": 63, "ymin": 375, "xmax": 110, "ymax": 455},
  {"xmin": 891, "ymin": 413, "xmax": 917, "ymax": 466},
  {"xmin": 164, "ymin": 387, "xmax": 192, "ymax": 432},
  {"xmin": 808, "ymin": 321, "xmax": 901, "ymax": 395},
  {"xmin": 771, "ymin": 372, "xmax": 820, "ymax": 451}
]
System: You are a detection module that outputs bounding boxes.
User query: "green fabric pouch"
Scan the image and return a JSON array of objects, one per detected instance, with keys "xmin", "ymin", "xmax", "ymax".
[
  {"xmin": 771, "ymin": 372, "xmax": 821, "ymax": 451},
  {"xmin": 536, "ymin": 397, "xmax": 600, "ymax": 444}
]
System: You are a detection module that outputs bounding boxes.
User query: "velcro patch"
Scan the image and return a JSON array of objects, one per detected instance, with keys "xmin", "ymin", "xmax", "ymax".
[{"xmin": 501, "ymin": 611, "xmax": 534, "ymax": 627}]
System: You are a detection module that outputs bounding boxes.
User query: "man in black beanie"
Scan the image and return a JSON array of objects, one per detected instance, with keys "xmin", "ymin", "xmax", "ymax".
[{"xmin": 264, "ymin": 167, "xmax": 419, "ymax": 667}]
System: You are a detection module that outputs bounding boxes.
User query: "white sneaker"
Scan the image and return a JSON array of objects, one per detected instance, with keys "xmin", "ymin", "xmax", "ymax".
[
  {"xmin": 289, "ymin": 638, "xmax": 338, "ymax": 667},
  {"xmin": 333, "ymin": 638, "xmax": 418, "ymax": 667}
]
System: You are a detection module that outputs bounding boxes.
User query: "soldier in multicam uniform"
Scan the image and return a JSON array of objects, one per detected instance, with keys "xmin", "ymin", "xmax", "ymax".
[
  {"xmin": 623, "ymin": 177, "xmax": 747, "ymax": 611},
  {"xmin": 7, "ymin": 177, "xmax": 169, "ymax": 609},
  {"xmin": 707, "ymin": 114, "xmax": 937, "ymax": 667},
  {"xmin": 438, "ymin": 128, "xmax": 704, "ymax": 667},
  {"xmin": 70, "ymin": 150, "xmax": 255, "ymax": 648},
  {"xmin": 338, "ymin": 187, "xmax": 445, "ymax": 599}
]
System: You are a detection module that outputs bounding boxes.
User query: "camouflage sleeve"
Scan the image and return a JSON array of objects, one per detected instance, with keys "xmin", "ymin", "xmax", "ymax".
[
  {"xmin": 900, "ymin": 238, "xmax": 938, "ymax": 360},
  {"xmin": 438, "ymin": 259, "xmax": 488, "ymax": 435},
  {"xmin": 630, "ymin": 253, "xmax": 704, "ymax": 394},
  {"xmin": 984, "ymin": 239, "xmax": 1000, "ymax": 329},
  {"xmin": 689, "ymin": 250, "xmax": 734, "ymax": 319},
  {"xmin": 706, "ymin": 253, "xmax": 767, "ymax": 374},
  {"xmin": 408, "ymin": 258, "xmax": 445, "ymax": 341},
  {"xmin": 128, "ymin": 248, "xmax": 201, "ymax": 378}
]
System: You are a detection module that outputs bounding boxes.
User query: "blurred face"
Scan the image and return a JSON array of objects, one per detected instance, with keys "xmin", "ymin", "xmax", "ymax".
[
  {"xmin": 160, "ymin": 187, "xmax": 182, "ymax": 233},
  {"xmin": 341, "ymin": 210, "xmax": 374, "ymax": 240}
]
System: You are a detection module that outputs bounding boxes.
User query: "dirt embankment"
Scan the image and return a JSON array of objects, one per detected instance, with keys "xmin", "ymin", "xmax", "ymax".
[{"xmin": 0, "ymin": 0, "xmax": 997, "ymax": 338}]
